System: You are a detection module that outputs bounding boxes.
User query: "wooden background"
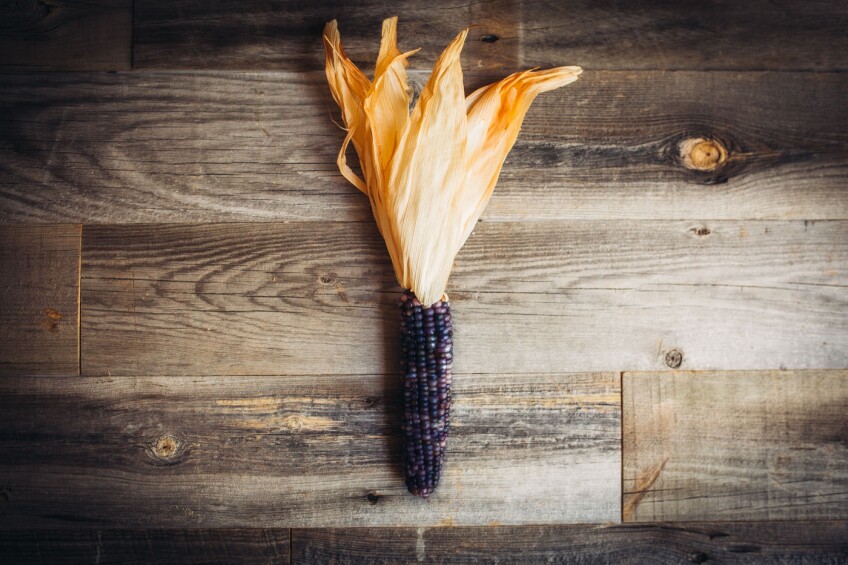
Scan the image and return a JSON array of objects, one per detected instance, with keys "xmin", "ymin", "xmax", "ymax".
[{"xmin": 1, "ymin": 0, "xmax": 847, "ymax": 562}]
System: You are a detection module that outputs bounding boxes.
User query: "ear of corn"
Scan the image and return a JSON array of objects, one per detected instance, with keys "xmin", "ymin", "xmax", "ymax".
[
  {"xmin": 323, "ymin": 17, "xmax": 581, "ymax": 498},
  {"xmin": 399, "ymin": 290, "xmax": 452, "ymax": 498}
]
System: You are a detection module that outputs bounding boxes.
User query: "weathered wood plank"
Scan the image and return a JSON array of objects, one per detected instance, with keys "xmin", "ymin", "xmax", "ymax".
[
  {"xmin": 133, "ymin": 0, "xmax": 519, "ymax": 71},
  {"xmin": 293, "ymin": 522, "xmax": 848, "ymax": 564},
  {"xmin": 132, "ymin": 0, "xmax": 848, "ymax": 71},
  {"xmin": 82, "ymin": 220, "xmax": 848, "ymax": 376},
  {"xmin": 0, "ymin": 529, "xmax": 291, "ymax": 564},
  {"xmin": 0, "ymin": 0, "xmax": 132, "ymax": 71},
  {"xmin": 623, "ymin": 370, "xmax": 848, "ymax": 522},
  {"xmin": 520, "ymin": 0, "xmax": 848, "ymax": 71},
  {"xmin": 0, "ymin": 224, "xmax": 80, "ymax": 376},
  {"xmin": 0, "ymin": 372, "xmax": 620, "ymax": 527},
  {"xmin": 1, "ymin": 71, "xmax": 846, "ymax": 223}
]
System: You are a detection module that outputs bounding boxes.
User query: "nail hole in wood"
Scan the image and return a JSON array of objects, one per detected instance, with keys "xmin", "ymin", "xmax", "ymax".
[
  {"xmin": 366, "ymin": 492, "xmax": 381, "ymax": 504},
  {"xmin": 665, "ymin": 349, "xmax": 683, "ymax": 369},
  {"xmin": 481, "ymin": 34, "xmax": 499, "ymax": 43}
]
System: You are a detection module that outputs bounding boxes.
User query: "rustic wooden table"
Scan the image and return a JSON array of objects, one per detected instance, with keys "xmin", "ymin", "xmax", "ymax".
[{"xmin": 1, "ymin": 1, "xmax": 847, "ymax": 562}]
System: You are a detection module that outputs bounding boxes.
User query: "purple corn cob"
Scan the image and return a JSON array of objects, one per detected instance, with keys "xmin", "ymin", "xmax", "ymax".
[{"xmin": 399, "ymin": 290, "xmax": 453, "ymax": 498}]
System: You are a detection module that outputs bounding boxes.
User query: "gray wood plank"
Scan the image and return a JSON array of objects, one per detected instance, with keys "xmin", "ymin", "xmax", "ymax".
[
  {"xmin": 520, "ymin": 0, "xmax": 848, "ymax": 71},
  {"xmin": 0, "ymin": 224, "xmax": 80, "ymax": 376},
  {"xmin": 0, "ymin": 0, "xmax": 132, "ymax": 71},
  {"xmin": 0, "ymin": 372, "xmax": 620, "ymax": 528},
  {"xmin": 293, "ymin": 522, "xmax": 848, "ymax": 564},
  {"xmin": 0, "ymin": 529, "xmax": 290, "ymax": 564},
  {"xmin": 623, "ymin": 370, "xmax": 848, "ymax": 522},
  {"xmin": 81, "ymin": 220, "xmax": 848, "ymax": 376},
  {"xmin": 1, "ymin": 71, "xmax": 846, "ymax": 223},
  {"xmin": 133, "ymin": 0, "xmax": 519, "ymax": 71},
  {"xmin": 132, "ymin": 0, "xmax": 848, "ymax": 71}
]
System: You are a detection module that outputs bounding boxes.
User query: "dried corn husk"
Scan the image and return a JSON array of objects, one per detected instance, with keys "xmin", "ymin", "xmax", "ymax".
[{"xmin": 324, "ymin": 17, "xmax": 582, "ymax": 305}]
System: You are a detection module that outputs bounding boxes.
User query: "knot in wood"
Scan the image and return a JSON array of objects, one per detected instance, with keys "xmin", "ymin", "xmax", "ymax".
[
  {"xmin": 152, "ymin": 434, "xmax": 179, "ymax": 459},
  {"xmin": 680, "ymin": 137, "xmax": 727, "ymax": 171},
  {"xmin": 42, "ymin": 308, "xmax": 63, "ymax": 333},
  {"xmin": 284, "ymin": 415, "xmax": 303, "ymax": 431}
]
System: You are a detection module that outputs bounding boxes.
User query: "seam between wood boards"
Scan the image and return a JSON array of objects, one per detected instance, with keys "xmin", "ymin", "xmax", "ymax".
[
  {"xmin": 74, "ymin": 68, "xmax": 848, "ymax": 74},
  {"xmin": 72, "ymin": 219, "xmax": 848, "ymax": 228},
  {"xmin": 77, "ymin": 224, "xmax": 83, "ymax": 377},
  {"xmin": 130, "ymin": 0, "xmax": 136, "ymax": 70},
  {"xmin": 619, "ymin": 370, "xmax": 625, "ymax": 524},
  {"xmin": 70, "ymin": 372, "xmax": 622, "ymax": 378},
  {"xmin": 622, "ymin": 369, "xmax": 848, "ymax": 376},
  {"xmin": 71, "ymin": 370, "xmax": 847, "ymax": 378}
]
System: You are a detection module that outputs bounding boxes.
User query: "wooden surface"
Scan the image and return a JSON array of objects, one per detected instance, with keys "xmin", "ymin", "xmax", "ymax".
[
  {"xmin": 0, "ymin": 373, "xmax": 619, "ymax": 527},
  {"xmin": 2, "ymin": 0, "xmax": 848, "ymax": 561},
  {"xmin": 0, "ymin": 0, "xmax": 132, "ymax": 71},
  {"xmin": 0, "ymin": 530, "xmax": 291, "ymax": 564},
  {"xmin": 0, "ymin": 225, "xmax": 80, "ymax": 376},
  {"xmin": 133, "ymin": 0, "xmax": 848, "ymax": 71},
  {"xmin": 293, "ymin": 522, "xmax": 848, "ymax": 564},
  {"xmin": 134, "ymin": 0, "xmax": 519, "ymax": 71},
  {"xmin": 2, "ymin": 523, "xmax": 845, "ymax": 564},
  {"xmin": 623, "ymin": 370, "xmax": 848, "ymax": 522},
  {"xmin": 1, "ymin": 70, "xmax": 846, "ymax": 223},
  {"xmin": 519, "ymin": 0, "xmax": 848, "ymax": 71},
  {"xmin": 82, "ymin": 221, "xmax": 847, "ymax": 376}
]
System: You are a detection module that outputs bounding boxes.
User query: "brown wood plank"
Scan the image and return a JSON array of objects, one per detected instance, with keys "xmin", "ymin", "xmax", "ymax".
[
  {"xmin": 520, "ymin": 0, "xmax": 848, "ymax": 71},
  {"xmin": 0, "ymin": 529, "xmax": 290, "ymax": 564},
  {"xmin": 293, "ymin": 522, "xmax": 848, "ymax": 564},
  {"xmin": 1, "ymin": 71, "xmax": 846, "ymax": 223},
  {"xmin": 0, "ymin": 224, "xmax": 80, "ymax": 376},
  {"xmin": 132, "ymin": 0, "xmax": 848, "ymax": 71},
  {"xmin": 133, "ymin": 0, "xmax": 519, "ymax": 71},
  {"xmin": 81, "ymin": 220, "xmax": 848, "ymax": 376},
  {"xmin": 0, "ymin": 372, "xmax": 620, "ymax": 528},
  {"xmin": 0, "ymin": 0, "xmax": 131, "ymax": 71},
  {"xmin": 623, "ymin": 370, "xmax": 848, "ymax": 522}
]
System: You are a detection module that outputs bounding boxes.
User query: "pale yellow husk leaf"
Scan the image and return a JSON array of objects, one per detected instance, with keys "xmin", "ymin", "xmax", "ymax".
[{"xmin": 323, "ymin": 17, "xmax": 582, "ymax": 305}]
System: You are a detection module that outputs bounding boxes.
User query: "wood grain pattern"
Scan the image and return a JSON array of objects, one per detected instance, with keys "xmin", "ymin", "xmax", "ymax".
[
  {"xmin": 0, "ymin": 0, "xmax": 131, "ymax": 71},
  {"xmin": 623, "ymin": 370, "xmax": 848, "ymax": 522},
  {"xmin": 0, "ymin": 372, "xmax": 620, "ymax": 528},
  {"xmin": 293, "ymin": 522, "xmax": 848, "ymax": 564},
  {"xmin": 132, "ymin": 0, "xmax": 848, "ymax": 71},
  {"xmin": 520, "ymin": 0, "xmax": 848, "ymax": 71},
  {"xmin": 133, "ymin": 0, "xmax": 519, "ymax": 71},
  {"xmin": 0, "ymin": 224, "xmax": 80, "ymax": 376},
  {"xmin": 82, "ymin": 220, "xmax": 848, "ymax": 376},
  {"xmin": 0, "ymin": 529, "xmax": 290, "ymax": 564},
  {"xmin": 1, "ymin": 71, "xmax": 846, "ymax": 223}
]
